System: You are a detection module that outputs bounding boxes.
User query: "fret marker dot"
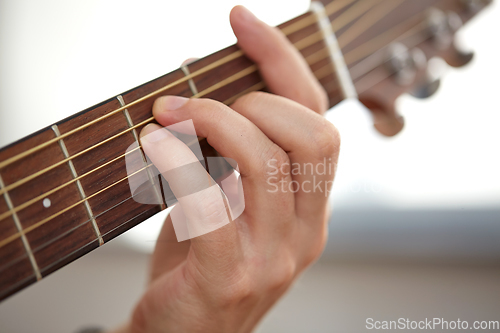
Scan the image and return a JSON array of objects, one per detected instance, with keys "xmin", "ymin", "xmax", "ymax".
[{"xmin": 43, "ymin": 198, "xmax": 51, "ymax": 208}]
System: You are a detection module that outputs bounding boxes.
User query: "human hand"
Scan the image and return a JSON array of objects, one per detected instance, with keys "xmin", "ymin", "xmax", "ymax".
[{"xmin": 118, "ymin": 6, "xmax": 340, "ymax": 333}]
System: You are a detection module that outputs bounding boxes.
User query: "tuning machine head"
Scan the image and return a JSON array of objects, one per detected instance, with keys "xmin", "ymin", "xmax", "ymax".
[
  {"xmin": 426, "ymin": 8, "xmax": 463, "ymax": 50},
  {"xmin": 386, "ymin": 44, "xmax": 427, "ymax": 86},
  {"xmin": 426, "ymin": 7, "xmax": 474, "ymax": 67}
]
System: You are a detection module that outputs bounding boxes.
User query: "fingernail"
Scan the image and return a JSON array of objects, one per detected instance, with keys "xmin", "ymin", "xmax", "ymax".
[
  {"xmin": 159, "ymin": 96, "xmax": 189, "ymax": 111},
  {"xmin": 141, "ymin": 124, "xmax": 170, "ymax": 143},
  {"xmin": 238, "ymin": 6, "xmax": 257, "ymax": 23}
]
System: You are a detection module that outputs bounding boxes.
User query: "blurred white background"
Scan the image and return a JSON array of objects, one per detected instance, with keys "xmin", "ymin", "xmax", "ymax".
[{"xmin": 0, "ymin": 0, "xmax": 499, "ymax": 332}]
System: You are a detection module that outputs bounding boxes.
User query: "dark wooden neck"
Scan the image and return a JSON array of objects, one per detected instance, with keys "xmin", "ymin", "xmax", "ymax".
[
  {"xmin": 0, "ymin": 5, "xmax": 344, "ymax": 302},
  {"xmin": 0, "ymin": 0, "xmax": 488, "ymax": 301}
]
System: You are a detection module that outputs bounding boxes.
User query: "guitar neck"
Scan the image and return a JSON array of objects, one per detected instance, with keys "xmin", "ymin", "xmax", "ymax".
[
  {"xmin": 0, "ymin": 0, "xmax": 488, "ymax": 301},
  {"xmin": 0, "ymin": 3, "xmax": 345, "ymax": 301}
]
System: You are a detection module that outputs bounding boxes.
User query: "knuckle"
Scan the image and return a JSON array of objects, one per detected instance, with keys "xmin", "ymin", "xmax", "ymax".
[
  {"xmin": 309, "ymin": 119, "xmax": 341, "ymax": 159},
  {"xmin": 300, "ymin": 223, "xmax": 329, "ymax": 269},
  {"xmin": 130, "ymin": 302, "xmax": 147, "ymax": 333},
  {"xmin": 303, "ymin": 231, "xmax": 328, "ymax": 268},
  {"xmin": 216, "ymin": 273, "xmax": 255, "ymax": 307},
  {"xmin": 267, "ymin": 257, "xmax": 296, "ymax": 292},
  {"xmin": 264, "ymin": 145, "xmax": 291, "ymax": 182}
]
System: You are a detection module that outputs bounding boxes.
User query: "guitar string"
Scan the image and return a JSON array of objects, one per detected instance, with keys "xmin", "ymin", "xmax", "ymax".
[
  {"xmin": 0, "ymin": 0, "xmax": 411, "ymax": 225},
  {"xmin": 0, "ymin": 0, "xmax": 390, "ymax": 200},
  {"xmin": 0, "ymin": 168, "xmax": 163, "ymax": 276},
  {"xmin": 0, "ymin": 0, "xmax": 360, "ymax": 172},
  {"xmin": 343, "ymin": 10, "xmax": 425, "ymax": 65},
  {"xmin": 0, "ymin": 51, "xmax": 429, "ymax": 285},
  {"xmin": 0, "ymin": 185, "xmax": 168, "ymax": 296},
  {"xmin": 319, "ymin": 21, "xmax": 433, "ymax": 92},
  {"xmin": 330, "ymin": 0, "xmax": 383, "ymax": 32},
  {"xmin": 0, "ymin": 2, "xmax": 420, "ymax": 251},
  {"xmin": 315, "ymin": 20, "xmax": 428, "ymax": 82},
  {"xmin": 336, "ymin": 0, "xmax": 404, "ymax": 48},
  {"xmin": 0, "ymin": 174, "xmax": 165, "ymax": 293},
  {"xmin": 0, "ymin": 42, "xmax": 316, "ymax": 224},
  {"xmin": 349, "ymin": 22, "xmax": 429, "ymax": 82},
  {"xmin": 0, "ymin": 0, "xmax": 376, "ymax": 202},
  {"xmin": 314, "ymin": 0, "xmax": 422, "ymax": 78},
  {"xmin": 0, "ymin": 15, "xmax": 428, "ymax": 254}
]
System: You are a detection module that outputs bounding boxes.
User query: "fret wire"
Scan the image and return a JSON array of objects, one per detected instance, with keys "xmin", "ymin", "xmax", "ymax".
[
  {"xmin": 306, "ymin": 11, "xmax": 428, "ymax": 82},
  {"xmin": 0, "ymin": 0, "xmax": 376, "ymax": 187},
  {"xmin": 180, "ymin": 65, "xmax": 200, "ymax": 96},
  {"xmin": 0, "ymin": 174, "xmax": 162, "ymax": 280},
  {"xmin": 0, "ymin": 3, "xmax": 423, "ymax": 226},
  {"xmin": 300, "ymin": 12, "xmax": 427, "ymax": 82},
  {"xmin": 0, "ymin": 163, "xmax": 153, "ymax": 249},
  {"xmin": 0, "ymin": 59, "xmax": 313, "ymax": 250},
  {"xmin": 0, "ymin": 50, "xmax": 402, "ymax": 254},
  {"xmin": 117, "ymin": 95, "xmax": 166, "ymax": 210},
  {"xmin": 33, "ymin": 201, "xmax": 160, "ymax": 281},
  {"xmin": 0, "ymin": 174, "xmax": 42, "ymax": 280},
  {"xmin": 0, "ymin": 63, "xmax": 269, "ymax": 223},
  {"xmin": 0, "ymin": 116, "xmax": 154, "ymax": 198},
  {"xmin": 0, "ymin": 21, "xmax": 330, "ymax": 199},
  {"xmin": 0, "ymin": 147, "xmax": 141, "ymax": 223},
  {"xmin": 323, "ymin": 26, "xmax": 436, "ymax": 90},
  {"xmin": 29, "ymin": 179, "xmax": 161, "ymax": 256},
  {"xmin": 0, "ymin": 49, "xmax": 241, "ymax": 171},
  {"xmin": 0, "ymin": 2, "xmax": 429, "ymax": 251},
  {"xmin": 0, "ymin": 0, "xmax": 357, "ymax": 171},
  {"xmin": 51, "ymin": 124, "xmax": 104, "ymax": 246},
  {"xmin": 0, "ymin": 13, "xmax": 430, "ymax": 252}
]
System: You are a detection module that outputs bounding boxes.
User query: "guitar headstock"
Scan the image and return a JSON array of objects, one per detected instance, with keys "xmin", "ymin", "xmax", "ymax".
[{"xmin": 325, "ymin": 0, "xmax": 493, "ymax": 136}]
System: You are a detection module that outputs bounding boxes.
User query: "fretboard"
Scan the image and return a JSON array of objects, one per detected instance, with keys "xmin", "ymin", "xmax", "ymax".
[{"xmin": 0, "ymin": 0, "xmax": 486, "ymax": 301}]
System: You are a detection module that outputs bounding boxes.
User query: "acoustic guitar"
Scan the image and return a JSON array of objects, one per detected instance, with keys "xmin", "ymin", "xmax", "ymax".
[{"xmin": 0, "ymin": 0, "xmax": 492, "ymax": 303}]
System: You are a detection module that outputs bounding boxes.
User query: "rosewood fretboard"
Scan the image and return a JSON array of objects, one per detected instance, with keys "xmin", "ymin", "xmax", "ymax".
[{"xmin": 0, "ymin": 2, "xmax": 348, "ymax": 301}]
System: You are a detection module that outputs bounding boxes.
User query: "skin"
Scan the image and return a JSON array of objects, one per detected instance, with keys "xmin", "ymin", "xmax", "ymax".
[{"xmin": 110, "ymin": 5, "xmax": 340, "ymax": 333}]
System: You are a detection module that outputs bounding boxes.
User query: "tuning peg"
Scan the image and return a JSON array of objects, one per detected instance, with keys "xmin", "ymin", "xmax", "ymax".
[
  {"xmin": 361, "ymin": 99, "xmax": 404, "ymax": 137},
  {"xmin": 426, "ymin": 10, "xmax": 475, "ymax": 68},
  {"xmin": 410, "ymin": 57, "xmax": 444, "ymax": 99},
  {"xmin": 441, "ymin": 42, "xmax": 474, "ymax": 67},
  {"xmin": 410, "ymin": 78, "xmax": 441, "ymax": 99}
]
